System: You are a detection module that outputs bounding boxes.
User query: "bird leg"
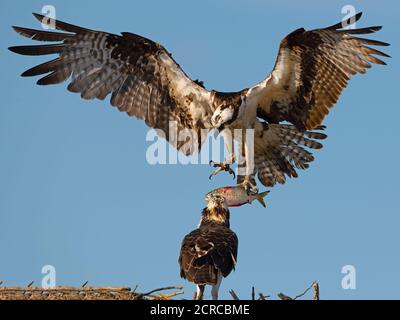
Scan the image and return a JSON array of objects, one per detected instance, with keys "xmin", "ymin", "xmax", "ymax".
[
  {"xmin": 209, "ymin": 130, "xmax": 236, "ymax": 180},
  {"xmin": 194, "ymin": 285, "xmax": 205, "ymax": 300},
  {"xmin": 241, "ymin": 175, "xmax": 259, "ymax": 195},
  {"xmin": 211, "ymin": 275, "xmax": 223, "ymax": 300},
  {"xmin": 240, "ymin": 132, "xmax": 258, "ymax": 194}
]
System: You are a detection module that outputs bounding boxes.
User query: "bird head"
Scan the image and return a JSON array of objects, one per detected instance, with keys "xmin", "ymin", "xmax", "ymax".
[
  {"xmin": 201, "ymin": 194, "xmax": 230, "ymax": 226},
  {"xmin": 205, "ymin": 193, "xmax": 227, "ymax": 208},
  {"xmin": 211, "ymin": 104, "xmax": 236, "ymax": 132}
]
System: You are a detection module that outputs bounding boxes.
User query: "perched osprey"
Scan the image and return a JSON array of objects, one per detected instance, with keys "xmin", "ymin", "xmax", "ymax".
[
  {"xmin": 179, "ymin": 194, "xmax": 238, "ymax": 300},
  {"xmin": 9, "ymin": 12, "xmax": 389, "ymax": 192}
]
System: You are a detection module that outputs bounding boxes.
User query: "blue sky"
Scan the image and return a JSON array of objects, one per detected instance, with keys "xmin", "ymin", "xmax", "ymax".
[{"xmin": 0, "ymin": 0, "xmax": 398, "ymax": 299}]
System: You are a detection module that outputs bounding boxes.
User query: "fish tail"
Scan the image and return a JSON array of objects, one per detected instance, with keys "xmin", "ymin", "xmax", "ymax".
[{"xmin": 256, "ymin": 191, "xmax": 270, "ymax": 208}]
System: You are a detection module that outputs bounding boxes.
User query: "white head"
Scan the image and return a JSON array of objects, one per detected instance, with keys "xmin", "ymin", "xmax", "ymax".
[
  {"xmin": 211, "ymin": 104, "xmax": 236, "ymax": 131},
  {"xmin": 205, "ymin": 193, "xmax": 227, "ymax": 209}
]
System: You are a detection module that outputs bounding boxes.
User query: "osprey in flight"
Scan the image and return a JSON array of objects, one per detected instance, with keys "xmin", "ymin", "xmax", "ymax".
[
  {"xmin": 9, "ymin": 12, "xmax": 389, "ymax": 192},
  {"xmin": 179, "ymin": 193, "xmax": 238, "ymax": 300}
]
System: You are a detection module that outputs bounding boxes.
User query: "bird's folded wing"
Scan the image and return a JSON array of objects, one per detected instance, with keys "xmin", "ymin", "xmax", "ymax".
[
  {"xmin": 192, "ymin": 229, "xmax": 238, "ymax": 277},
  {"xmin": 179, "ymin": 227, "xmax": 238, "ymax": 280}
]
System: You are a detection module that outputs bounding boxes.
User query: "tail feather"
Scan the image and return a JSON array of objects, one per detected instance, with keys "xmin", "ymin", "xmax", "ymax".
[{"xmin": 253, "ymin": 123, "xmax": 326, "ymax": 187}]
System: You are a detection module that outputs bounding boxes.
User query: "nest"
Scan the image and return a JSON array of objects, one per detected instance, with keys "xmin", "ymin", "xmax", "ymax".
[
  {"xmin": 0, "ymin": 282, "xmax": 320, "ymax": 300},
  {"xmin": 0, "ymin": 285, "xmax": 184, "ymax": 300}
]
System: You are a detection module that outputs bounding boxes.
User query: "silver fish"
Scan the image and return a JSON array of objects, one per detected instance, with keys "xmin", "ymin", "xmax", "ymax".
[{"xmin": 206, "ymin": 185, "xmax": 269, "ymax": 208}]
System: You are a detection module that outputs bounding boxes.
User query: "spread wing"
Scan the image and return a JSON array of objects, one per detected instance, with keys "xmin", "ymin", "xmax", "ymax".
[
  {"xmin": 179, "ymin": 225, "xmax": 238, "ymax": 285},
  {"xmin": 9, "ymin": 13, "xmax": 213, "ymax": 154},
  {"xmin": 237, "ymin": 123, "xmax": 327, "ymax": 187},
  {"xmin": 252, "ymin": 12, "xmax": 390, "ymax": 130}
]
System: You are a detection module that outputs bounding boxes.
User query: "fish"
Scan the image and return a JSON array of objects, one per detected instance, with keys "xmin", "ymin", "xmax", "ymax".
[{"xmin": 206, "ymin": 185, "xmax": 270, "ymax": 208}]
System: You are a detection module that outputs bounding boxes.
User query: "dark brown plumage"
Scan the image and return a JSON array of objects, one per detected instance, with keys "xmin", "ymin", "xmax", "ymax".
[{"xmin": 179, "ymin": 195, "xmax": 238, "ymax": 300}]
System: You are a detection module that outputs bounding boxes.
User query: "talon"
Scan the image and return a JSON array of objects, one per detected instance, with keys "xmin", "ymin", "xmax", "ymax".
[
  {"xmin": 209, "ymin": 166, "xmax": 224, "ymax": 180},
  {"xmin": 241, "ymin": 178, "xmax": 258, "ymax": 195},
  {"xmin": 248, "ymin": 186, "xmax": 259, "ymax": 195}
]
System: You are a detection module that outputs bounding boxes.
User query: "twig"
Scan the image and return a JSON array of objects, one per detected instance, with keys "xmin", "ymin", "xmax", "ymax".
[
  {"xmin": 293, "ymin": 281, "xmax": 316, "ymax": 300},
  {"xmin": 136, "ymin": 286, "xmax": 184, "ymax": 299},
  {"xmin": 312, "ymin": 282, "xmax": 319, "ymax": 300},
  {"xmin": 229, "ymin": 289, "xmax": 240, "ymax": 300},
  {"xmin": 258, "ymin": 293, "xmax": 269, "ymax": 300},
  {"xmin": 278, "ymin": 281, "xmax": 319, "ymax": 300},
  {"xmin": 149, "ymin": 291, "xmax": 184, "ymax": 300},
  {"xmin": 277, "ymin": 293, "xmax": 293, "ymax": 300}
]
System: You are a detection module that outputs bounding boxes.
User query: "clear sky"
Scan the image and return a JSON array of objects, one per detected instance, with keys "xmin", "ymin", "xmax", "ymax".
[{"xmin": 0, "ymin": 0, "xmax": 398, "ymax": 299}]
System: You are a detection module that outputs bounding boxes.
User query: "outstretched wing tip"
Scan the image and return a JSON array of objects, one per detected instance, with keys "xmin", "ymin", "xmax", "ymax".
[
  {"xmin": 11, "ymin": 25, "xmax": 33, "ymax": 38},
  {"xmin": 32, "ymin": 12, "xmax": 44, "ymax": 20},
  {"xmin": 8, "ymin": 45, "xmax": 27, "ymax": 55},
  {"xmin": 348, "ymin": 11, "xmax": 363, "ymax": 24},
  {"xmin": 20, "ymin": 70, "xmax": 31, "ymax": 77},
  {"xmin": 31, "ymin": 13, "xmax": 46, "ymax": 26},
  {"xmin": 326, "ymin": 11, "xmax": 363, "ymax": 30},
  {"xmin": 8, "ymin": 45, "xmax": 17, "ymax": 53}
]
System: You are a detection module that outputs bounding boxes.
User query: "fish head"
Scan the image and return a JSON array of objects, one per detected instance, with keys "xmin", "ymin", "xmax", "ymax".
[{"xmin": 205, "ymin": 187, "xmax": 228, "ymax": 201}]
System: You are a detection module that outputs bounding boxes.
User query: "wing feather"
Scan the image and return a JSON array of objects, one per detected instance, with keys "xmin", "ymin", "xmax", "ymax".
[
  {"xmin": 179, "ymin": 225, "xmax": 238, "ymax": 285},
  {"xmin": 237, "ymin": 123, "xmax": 326, "ymax": 187},
  {"xmin": 9, "ymin": 13, "xmax": 213, "ymax": 154},
  {"xmin": 252, "ymin": 12, "xmax": 390, "ymax": 130}
]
